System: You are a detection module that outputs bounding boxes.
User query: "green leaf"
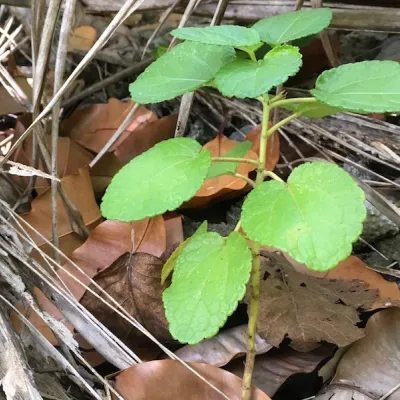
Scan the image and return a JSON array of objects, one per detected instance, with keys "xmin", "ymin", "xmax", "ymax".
[
  {"xmin": 206, "ymin": 140, "xmax": 252, "ymax": 179},
  {"xmin": 171, "ymin": 25, "xmax": 260, "ymax": 47},
  {"xmin": 163, "ymin": 231, "xmax": 252, "ymax": 344},
  {"xmin": 279, "ymin": 100, "xmax": 343, "ymax": 118},
  {"xmin": 129, "ymin": 41, "xmax": 235, "ymax": 104},
  {"xmin": 101, "ymin": 138, "xmax": 211, "ymax": 222},
  {"xmin": 241, "ymin": 162, "xmax": 366, "ymax": 271},
  {"xmin": 215, "ymin": 45, "xmax": 302, "ymax": 98},
  {"xmin": 311, "ymin": 60, "xmax": 400, "ymax": 113},
  {"xmin": 252, "ymin": 8, "xmax": 333, "ymax": 46},
  {"xmin": 152, "ymin": 44, "xmax": 168, "ymax": 59},
  {"xmin": 161, "ymin": 221, "xmax": 208, "ymax": 285}
]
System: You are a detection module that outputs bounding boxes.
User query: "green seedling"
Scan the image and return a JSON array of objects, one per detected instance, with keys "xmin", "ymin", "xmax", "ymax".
[{"xmin": 101, "ymin": 8, "xmax": 400, "ymax": 399}]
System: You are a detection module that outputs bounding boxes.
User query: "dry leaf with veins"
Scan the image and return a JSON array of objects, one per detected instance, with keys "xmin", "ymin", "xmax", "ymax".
[{"xmin": 250, "ymin": 252, "xmax": 378, "ymax": 351}]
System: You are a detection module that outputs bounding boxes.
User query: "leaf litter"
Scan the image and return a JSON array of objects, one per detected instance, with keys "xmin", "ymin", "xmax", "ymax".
[{"xmin": 2, "ymin": 7, "xmax": 400, "ymax": 400}]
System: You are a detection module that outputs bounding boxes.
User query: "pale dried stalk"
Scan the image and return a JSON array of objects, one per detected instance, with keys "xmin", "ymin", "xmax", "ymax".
[
  {"xmin": 51, "ymin": 0, "xmax": 78, "ymax": 262},
  {"xmin": 0, "ymin": 0, "xmax": 147, "ymax": 166},
  {"xmin": 1, "ymin": 205, "xmax": 231, "ymax": 400}
]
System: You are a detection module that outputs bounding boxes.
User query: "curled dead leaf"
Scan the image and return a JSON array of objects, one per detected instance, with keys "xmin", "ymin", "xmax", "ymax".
[
  {"xmin": 13, "ymin": 136, "xmax": 93, "ymax": 194},
  {"xmin": 227, "ymin": 345, "xmax": 335, "ymax": 398},
  {"xmin": 285, "ymin": 254, "xmax": 400, "ymax": 310},
  {"xmin": 250, "ymin": 252, "xmax": 378, "ymax": 351},
  {"xmin": 61, "ymin": 98, "xmax": 177, "ymax": 164},
  {"xmin": 175, "ymin": 325, "xmax": 272, "ymax": 367},
  {"xmin": 315, "ymin": 308, "xmax": 400, "ymax": 400},
  {"xmin": 21, "ymin": 167, "xmax": 101, "ymax": 259},
  {"xmin": 114, "ymin": 360, "xmax": 271, "ymax": 400}
]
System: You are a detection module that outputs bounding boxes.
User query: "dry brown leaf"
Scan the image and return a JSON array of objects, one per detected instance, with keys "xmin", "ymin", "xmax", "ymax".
[
  {"xmin": 246, "ymin": 127, "xmax": 280, "ymax": 172},
  {"xmin": 251, "ymin": 252, "xmax": 378, "ymax": 351},
  {"xmin": 23, "ymin": 215, "xmax": 180, "ymax": 361},
  {"xmin": 315, "ymin": 308, "xmax": 400, "ymax": 400},
  {"xmin": 184, "ymin": 134, "xmax": 258, "ymax": 208},
  {"xmin": 0, "ymin": 76, "xmax": 32, "ymax": 115},
  {"xmin": 175, "ymin": 325, "xmax": 272, "ymax": 367},
  {"xmin": 68, "ymin": 26, "xmax": 97, "ymax": 51},
  {"xmin": 61, "ymin": 98, "xmax": 176, "ymax": 164},
  {"xmin": 14, "ymin": 135, "xmax": 93, "ymax": 194},
  {"xmin": 114, "ymin": 360, "xmax": 271, "ymax": 400},
  {"xmin": 227, "ymin": 345, "xmax": 334, "ymax": 398},
  {"xmin": 285, "ymin": 254, "xmax": 400, "ymax": 310},
  {"xmin": 21, "ymin": 167, "xmax": 101, "ymax": 258},
  {"xmin": 81, "ymin": 252, "xmax": 174, "ymax": 359}
]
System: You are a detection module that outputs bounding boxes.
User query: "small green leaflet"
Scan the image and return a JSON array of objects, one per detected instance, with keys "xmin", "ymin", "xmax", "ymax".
[
  {"xmin": 311, "ymin": 60, "xmax": 400, "ymax": 113},
  {"xmin": 152, "ymin": 45, "xmax": 168, "ymax": 59},
  {"xmin": 252, "ymin": 8, "xmax": 332, "ymax": 46},
  {"xmin": 163, "ymin": 231, "xmax": 252, "ymax": 344},
  {"xmin": 129, "ymin": 41, "xmax": 235, "ymax": 104},
  {"xmin": 278, "ymin": 100, "xmax": 343, "ymax": 118},
  {"xmin": 215, "ymin": 45, "xmax": 302, "ymax": 99},
  {"xmin": 161, "ymin": 221, "xmax": 208, "ymax": 285},
  {"xmin": 207, "ymin": 141, "xmax": 252, "ymax": 179},
  {"xmin": 241, "ymin": 162, "xmax": 366, "ymax": 271},
  {"xmin": 171, "ymin": 25, "xmax": 260, "ymax": 47},
  {"xmin": 101, "ymin": 138, "xmax": 211, "ymax": 222}
]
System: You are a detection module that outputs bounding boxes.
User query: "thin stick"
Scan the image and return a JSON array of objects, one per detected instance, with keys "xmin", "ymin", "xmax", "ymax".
[
  {"xmin": 51, "ymin": 0, "xmax": 77, "ymax": 263},
  {"xmin": 89, "ymin": 103, "xmax": 141, "ymax": 168},
  {"xmin": 141, "ymin": 0, "xmax": 182, "ymax": 59},
  {"xmin": 0, "ymin": 0, "xmax": 147, "ymax": 167},
  {"xmin": 62, "ymin": 58, "xmax": 152, "ymax": 108}
]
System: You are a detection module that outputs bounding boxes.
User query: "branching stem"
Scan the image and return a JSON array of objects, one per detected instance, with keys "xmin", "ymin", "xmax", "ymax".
[
  {"xmin": 267, "ymin": 112, "xmax": 301, "ymax": 136},
  {"xmin": 264, "ymin": 170, "xmax": 285, "ymax": 183},
  {"xmin": 234, "ymin": 173, "xmax": 256, "ymax": 188},
  {"xmin": 211, "ymin": 157, "xmax": 258, "ymax": 166},
  {"xmin": 270, "ymin": 96, "xmax": 317, "ymax": 109}
]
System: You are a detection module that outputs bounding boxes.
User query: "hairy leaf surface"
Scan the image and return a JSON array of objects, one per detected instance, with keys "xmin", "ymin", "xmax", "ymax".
[
  {"xmin": 163, "ymin": 231, "xmax": 252, "ymax": 344},
  {"xmin": 241, "ymin": 162, "xmax": 366, "ymax": 271},
  {"xmin": 101, "ymin": 138, "xmax": 211, "ymax": 221}
]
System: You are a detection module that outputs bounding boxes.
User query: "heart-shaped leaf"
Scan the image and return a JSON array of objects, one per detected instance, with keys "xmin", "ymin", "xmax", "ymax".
[
  {"xmin": 215, "ymin": 45, "xmax": 302, "ymax": 98},
  {"xmin": 101, "ymin": 138, "xmax": 211, "ymax": 221},
  {"xmin": 241, "ymin": 162, "xmax": 366, "ymax": 271},
  {"xmin": 252, "ymin": 8, "xmax": 332, "ymax": 46},
  {"xmin": 171, "ymin": 25, "xmax": 260, "ymax": 47},
  {"xmin": 311, "ymin": 60, "xmax": 400, "ymax": 113},
  {"xmin": 207, "ymin": 140, "xmax": 252, "ymax": 179},
  {"xmin": 129, "ymin": 41, "xmax": 235, "ymax": 104},
  {"xmin": 163, "ymin": 231, "xmax": 252, "ymax": 344}
]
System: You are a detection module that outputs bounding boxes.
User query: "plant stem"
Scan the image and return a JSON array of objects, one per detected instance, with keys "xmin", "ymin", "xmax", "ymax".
[
  {"xmin": 242, "ymin": 97, "xmax": 270, "ymax": 400},
  {"xmin": 257, "ymin": 96, "xmax": 270, "ymax": 176},
  {"xmin": 234, "ymin": 173, "xmax": 256, "ymax": 188},
  {"xmin": 264, "ymin": 170, "xmax": 285, "ymax": 183},
  {"xmin": 242, "ymin": 242, "xmax": 261, "ymax": 400},
  {"xmin": 211, "ymin": 157, "xmax": 258, "ymax": 165},
  {"xmin": 248, "ymin": 51, "xmax": 257, "ymax": 62},
  {"xmin": 270, "ymin": 96, "xmax": 317, "ymax": 109},
  {"xmin": 267, "ymin": 112, "xmax": 301, "ymax": 136}
]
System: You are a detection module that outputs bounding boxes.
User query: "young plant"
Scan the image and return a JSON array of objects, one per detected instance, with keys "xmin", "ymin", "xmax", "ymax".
[{"xmin": 101, "ymin": 8, "xmax": 400, "ymax": 399}]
